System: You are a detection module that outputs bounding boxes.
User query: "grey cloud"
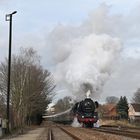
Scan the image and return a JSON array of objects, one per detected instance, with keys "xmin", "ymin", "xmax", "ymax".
[{"xmin": 102, "ymin": 57, "xmax": 140, "ymax": 102}]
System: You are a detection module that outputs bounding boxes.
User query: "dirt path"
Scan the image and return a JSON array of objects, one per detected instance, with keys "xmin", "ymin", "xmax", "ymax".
[{"xmin": 1, "ymin": 127, "xmax": 45, "ymax": 140}]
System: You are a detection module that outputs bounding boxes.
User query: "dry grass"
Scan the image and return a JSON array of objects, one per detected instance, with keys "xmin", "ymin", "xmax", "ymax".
[{"xmin": 99, "ymin": 119, "xmax": 138, "ymax": 128}]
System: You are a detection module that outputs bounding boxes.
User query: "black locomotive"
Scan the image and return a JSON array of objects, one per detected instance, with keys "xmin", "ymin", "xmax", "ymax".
[{"xmin": 72, "ymin": 98, "xmax": 99, "ymax": 127}]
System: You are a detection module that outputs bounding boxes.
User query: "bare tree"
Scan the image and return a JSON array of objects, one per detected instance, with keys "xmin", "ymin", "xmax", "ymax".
[
  {"xmin": 132, "ymin": 88, "xmax": 140, "ymax": 103},
  {"xmin": 54, "ymin": 96, "xmax": 73, "ymax": 113},
  {"xmin": 0, "ymin": 47, "xmax": 55, "ymax": 130},
  {"xmin": 105, "ymin": 96, "xmax": 119, "ymax": 104}
]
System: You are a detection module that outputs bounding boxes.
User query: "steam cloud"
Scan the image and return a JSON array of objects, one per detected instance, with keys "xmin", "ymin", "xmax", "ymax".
[{"xmin": 46, "ymin": 4, "xmax": 122, "ymax": 100}]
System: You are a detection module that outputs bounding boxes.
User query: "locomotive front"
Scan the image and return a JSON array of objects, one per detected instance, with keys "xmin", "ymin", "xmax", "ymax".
[{"xmin": 72, "ymin": 97, "xmax": 99, "ymax": 127}]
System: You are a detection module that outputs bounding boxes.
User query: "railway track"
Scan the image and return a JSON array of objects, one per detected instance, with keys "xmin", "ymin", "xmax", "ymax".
[
  {"xmin": 101, "ymin": 125, "xmax": 140, "ymax": 130},
  {"xmin": 92, "ymin": 126, "xmax": 140, "ymax": 139},
  {"xmin": 100, "ymin": 125, "xmax": 140, "ymax": 133},
  {"xmin": 47, "ymin": 126, "xmax": 82, "ymax": 140},
  {"xmin": 57, "ymin": 125, "xmax": 140, "ymax": 140},
  {"xmin": 58, "ymin": 126, "xmax": 82, "ymax": 140},
  {"xmin": 38, "ymin": 121, "xmax": 140, "ymax": 140}
]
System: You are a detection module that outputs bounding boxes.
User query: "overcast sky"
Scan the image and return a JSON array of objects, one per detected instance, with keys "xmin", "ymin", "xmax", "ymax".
[{"xmin": 1, "ymin": 0, "xmax": 140, "ymax": 102}]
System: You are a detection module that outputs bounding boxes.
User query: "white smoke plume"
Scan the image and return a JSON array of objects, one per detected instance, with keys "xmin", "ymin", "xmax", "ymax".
[
  {"xmin": 46, "ymin": 3, "xmax": 122, "ymax": 100},
  {"xmin": 71, "ymin": 117, "xmax": 82, "ymax": 128}
]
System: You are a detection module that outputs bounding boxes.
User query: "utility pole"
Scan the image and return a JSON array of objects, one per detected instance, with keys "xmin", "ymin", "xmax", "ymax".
[{"xmin": 5, "ymin": 11, "xmax": 17, "ymax": 133}]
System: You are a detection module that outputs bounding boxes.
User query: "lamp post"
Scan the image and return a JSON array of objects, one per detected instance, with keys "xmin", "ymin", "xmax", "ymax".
[{"xmin": 6, "ymin": 11, "xmax": 17, "ymax": 133}]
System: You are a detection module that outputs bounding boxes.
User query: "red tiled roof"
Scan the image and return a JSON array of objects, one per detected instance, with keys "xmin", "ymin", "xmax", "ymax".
[{"xmin": 103, "ymin": 104, "xmax": 116, "ymax": 111}]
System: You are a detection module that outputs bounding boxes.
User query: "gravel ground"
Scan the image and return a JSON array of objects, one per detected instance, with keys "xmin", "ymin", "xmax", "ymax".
[{"xmin": 52, "ymin": 127, "xmax": 74, "ymax": 140}]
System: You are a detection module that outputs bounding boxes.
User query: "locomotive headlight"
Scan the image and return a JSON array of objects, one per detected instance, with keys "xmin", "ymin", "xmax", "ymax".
[
  {"xmin": 94, "ymin": 116, "xmax": 96, "ymax": 118},
  {"xmin": 82, "ymin": 116, "xmax": 84, "ymax": 118}
]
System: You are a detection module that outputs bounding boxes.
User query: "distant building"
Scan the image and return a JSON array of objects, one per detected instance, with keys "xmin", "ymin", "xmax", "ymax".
[
  {"xmin": 128, "ymin": 103, "xmax": 140, "ymax": 122},
  {"xmin": 99, "ymin": 104, "xmax": 118, "ymax": 119}
]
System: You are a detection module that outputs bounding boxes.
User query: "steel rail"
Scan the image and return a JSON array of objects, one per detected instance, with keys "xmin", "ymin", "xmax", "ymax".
[
  {"xmin": 101, "ymin": 125, "xmax": 140, "ymax": 130},
  {"xmin": 47, "ymin": 129, "xmax": 54, "ymax": 140}
]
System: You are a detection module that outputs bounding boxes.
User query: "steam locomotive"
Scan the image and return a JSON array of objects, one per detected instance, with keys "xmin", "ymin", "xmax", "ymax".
[{"xmin": 72, "ymin": 98, "xmax": 99, "ymax": 127}]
